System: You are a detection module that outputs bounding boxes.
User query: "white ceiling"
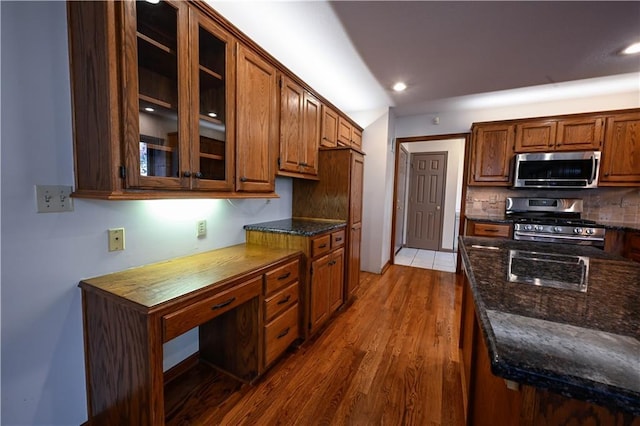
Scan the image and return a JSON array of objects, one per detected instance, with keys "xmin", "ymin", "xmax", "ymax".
[{"xmin": 209, "ymin": 1, "xmax": 640, "ymax": 118}]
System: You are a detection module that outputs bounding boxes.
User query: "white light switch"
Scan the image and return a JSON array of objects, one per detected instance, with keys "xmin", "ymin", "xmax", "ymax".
[{"xmin": 35, "ymin": 185, "xmax": 74, "ymax": 213}]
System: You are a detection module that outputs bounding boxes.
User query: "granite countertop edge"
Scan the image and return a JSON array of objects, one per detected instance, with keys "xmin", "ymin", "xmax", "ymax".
[
  {"xmin": 459, "ymin": 236, "xmax": 640, "ymax": 416},
  {"xmin": 244, "ymin": 218, "xmax": 347, "ymax": 237}
]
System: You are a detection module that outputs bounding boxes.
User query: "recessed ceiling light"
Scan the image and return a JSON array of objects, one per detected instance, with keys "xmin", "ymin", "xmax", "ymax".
[
  {"xmin": 144, "ymin": 107, "xmax": 154, "ymax": 112},
  {"xmin": 145, "ymin": 0, "xmax": 160, "ymax": 4},
  {"xmin": 622, "ymin": 42, "xmax": 640, "ymax": 55},
  {"xmin": 208, "ymin": 112, "xmax": 218, "ymax": 118},
  {"xmin": 393, "ymin": 82, "xmax": 407, "ymax": 92}
]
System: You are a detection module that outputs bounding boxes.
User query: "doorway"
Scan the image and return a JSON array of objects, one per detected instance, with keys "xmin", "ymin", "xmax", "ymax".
[{"xmin": 390, "ymin": 134, "xmax": 469, "ymax": 272}]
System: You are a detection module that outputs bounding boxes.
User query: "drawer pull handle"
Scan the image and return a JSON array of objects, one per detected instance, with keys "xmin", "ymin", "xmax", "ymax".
[
  {"xmin": 277, "ymin": 295, "xmax": 291, "ymax": 305},
  {"xmin": 335, "ymin": 237, "xmax": 343, "ymax": 242},
  {"xmin": 277, "ymin": 327, "xmax": 290, "ymax": 339},
  {"xmin": 484, "ymin": 229, "xmax": 499, "ymax": 232},
  {"xmin": 318, "ymin": 244, "xmax": 328, "ymax": 248},
  {"xmin": 277, "ymin": 272, "xmax": 291, "ymax": 280},
  {"xmin": 211, "ymin": 297, "xmax": 236, "ymax": 310}
]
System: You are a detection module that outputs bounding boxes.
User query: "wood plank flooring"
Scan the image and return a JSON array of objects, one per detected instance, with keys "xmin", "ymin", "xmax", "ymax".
[{"xmin": 217, "ymin": 265, "xmax": 465, "ymax": 425}]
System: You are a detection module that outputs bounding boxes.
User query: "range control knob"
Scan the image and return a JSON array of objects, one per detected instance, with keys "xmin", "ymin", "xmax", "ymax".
[
  {"xmin": 535, "ymin": 225, "xmax": 544, "ymax": 231},
  {"xmin": 553, "ymin": 226, "xmax": 562, "ymax": 232},
  {"xmin": 574, "ymin": 227, "xmax": 584, "ymax": 234},
  {"xmin": 524, "ymin": 224, "xmax": 533, "ymax": 231},
  {"xmin": 585, "ymin": 228, "xmax": 594, "ymax": 235}
]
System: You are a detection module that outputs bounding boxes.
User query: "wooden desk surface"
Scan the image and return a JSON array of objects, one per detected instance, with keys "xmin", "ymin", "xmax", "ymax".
[{"xmin": 79, "ymin": 244, "xmax": 302, "ymax": 309}]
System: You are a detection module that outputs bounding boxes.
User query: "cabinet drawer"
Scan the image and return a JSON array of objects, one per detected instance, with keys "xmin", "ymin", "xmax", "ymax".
[
  {"xmin": 312, "ymin": 234, "xmax": 331, "ymax": 257},
  {"xmin": 162, "ymin": 275, "xmax": 261, "ymax": 342},
  {"xmin": 265, "ymin": 303, "xmax": 299, "ymax": 367},
  {"xmin": 473, "ymin": 222, "xmax": 512, "ymax": 238},
  {"xmin": 265, "ymin": 281, "xmax": 299, "ymax": 323},
  {"xmin": 331, "ymin": 230, "xmax": 345, "ymax": 248},
  {"xmin": 265, "ymin": 259, "xmax": 299, "ymax": 294}
]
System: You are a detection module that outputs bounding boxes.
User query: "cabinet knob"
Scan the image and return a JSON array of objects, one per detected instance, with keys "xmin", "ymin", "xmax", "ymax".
[
  {"xmin": 182, "ymin": 171, "xmax": 191, "ymax": 178},
  {"xmin": 194, "ymin": 172, "xmax": 203, "ymax": 179},
  {"xmin": 240, "ymin": 176, "xmax": 248, "ymax": 182}
]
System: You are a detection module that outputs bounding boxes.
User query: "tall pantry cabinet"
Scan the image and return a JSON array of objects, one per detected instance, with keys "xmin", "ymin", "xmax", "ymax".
[{"xmin": 293, "ymin": 147, "xmax": 365, "ymax": 302}]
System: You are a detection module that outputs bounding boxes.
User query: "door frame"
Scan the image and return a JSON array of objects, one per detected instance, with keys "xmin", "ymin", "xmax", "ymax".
[
  {"xmin": 394, "ymin": 145, "xmax": 410, "ymax": 254},
  {"xmin": 390, "ymin": 133, "xmax": 471, "ymax": 269}
]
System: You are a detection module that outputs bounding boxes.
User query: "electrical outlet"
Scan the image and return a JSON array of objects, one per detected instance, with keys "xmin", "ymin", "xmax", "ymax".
[
  {"xmin": 108, "ymin": 228, "xmax": 125, "ymax": 251},
  {"xmin": 35, "ymin": 185, "xmax": 74, "ymax": 213},
  {"xmin": 197, "ymin": 220, "xmax": 207, "ymax": 238}
]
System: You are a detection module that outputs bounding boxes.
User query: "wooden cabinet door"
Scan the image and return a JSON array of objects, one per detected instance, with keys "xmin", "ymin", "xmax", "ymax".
[
  {"xmin": 236, "ymin": 44, "xmax": 277, "ymax": 192},
  {"xmin": 279, "ymin": 77, "xmax": 319, "ymax": 177},
  {"xmin": 555, "ymin": 117, "xmax": 603, "ymax": 151},
  {"xmin": 469, "ymin": 124, "xmax": 514, "ymax": 186},
  {"xmin": 624, "ymin": 231, "xmax": 640, "ymax": 262},
  {"xmin": 310, "ymin": 254, "xmax": 331, "ymax": 332},
  {"xmin": 279, "ymin": 76, "xmax": 303, "ymax": 174},
  {"xmin": 329, "ymin": 248, "xmax": 345, "ymax": 313},
  {"xmin": 300, "ymin": 92, "xmax": 320, "ymax": 175},
  {"xmin": 600, "ymin": 112, "xmax": 640, "ymax": 185},
  {"xmin": 189, "ymin": 9, "xmax": 235, "ymax": 191},
  {"xmin": 321, "ymin": 105, "xmax": 338, "ymax": 148},
  {"xmin": 347, "ymin": 223, "xmax": 362, "ymax": 299},
  {"xmin": 514, "ymin": 120, "xmax": 556, "ymax": 152},
  {"xmin": 351, "ymin": 128, "xmax": 363, "ymax": 150},
  {"xmin": 337, "ymin": 116, "xmax": 352, "ymax": 146},
  {"xmin": 347, "ymin": 151, "xmax": 364, "ymax": 299},
  {"xmin": 124, "ymin": 0, "xmax": 190, "ymax": 190}
]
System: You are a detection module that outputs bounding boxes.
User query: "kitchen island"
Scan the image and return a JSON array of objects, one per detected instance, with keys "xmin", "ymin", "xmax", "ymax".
[{"xmin": 458, "ymin": 236, "xmax": 640, "ymax": 425}]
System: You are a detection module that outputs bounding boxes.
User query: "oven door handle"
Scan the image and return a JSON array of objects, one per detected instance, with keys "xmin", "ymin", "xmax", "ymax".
[{"xmin": 514, "ymin": 231, "xmax": 604, "ymax": 242}]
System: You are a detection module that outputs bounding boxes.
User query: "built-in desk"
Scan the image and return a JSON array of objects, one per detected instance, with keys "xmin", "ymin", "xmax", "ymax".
[{"xmin": 79, "ymin": 244, "xmax": 302, "ymax": 425}]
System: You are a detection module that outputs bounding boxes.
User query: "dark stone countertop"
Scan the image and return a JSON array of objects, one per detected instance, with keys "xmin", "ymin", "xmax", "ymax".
[
  {"xmin": 459, "ymin": 236, "xmax": 640, "ymax": 415},
  {"xmin": 243, "ymin": 218, "xmax": 347, "ymax": 237}
]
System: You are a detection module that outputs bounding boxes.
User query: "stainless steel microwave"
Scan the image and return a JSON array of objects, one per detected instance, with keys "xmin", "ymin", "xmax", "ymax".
[{"xmin": 513, "ymin": 151, "xmax": 601, "ymax": 189}]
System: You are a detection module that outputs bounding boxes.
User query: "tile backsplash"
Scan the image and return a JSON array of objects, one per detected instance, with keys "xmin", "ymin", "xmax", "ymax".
[{"xmin": 466, "ymin": 187, "xmax": 640, "ymax": 225}]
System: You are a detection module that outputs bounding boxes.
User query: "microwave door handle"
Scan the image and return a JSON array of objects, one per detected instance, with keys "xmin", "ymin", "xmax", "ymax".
[{"xmin": 590, "ymin": 155, "xmax": 597, "ymax": 183}]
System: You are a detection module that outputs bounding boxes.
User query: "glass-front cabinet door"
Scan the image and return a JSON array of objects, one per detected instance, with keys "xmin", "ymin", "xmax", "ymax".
[
  {"xmin": 123, "ymin": 1, "xmax": 234, "ymax": 191},
  {"xmin": 124, "ymin": 0, "xmax": 189, "ymax": 189},
  {"xmin": 189, "ymin": 10, "xmax": 235, "ymax": 191}
]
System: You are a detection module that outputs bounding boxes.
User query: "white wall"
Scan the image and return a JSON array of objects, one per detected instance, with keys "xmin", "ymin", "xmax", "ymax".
[
  {"xmin": 403, "ymin": 139, "xmax": 465, "ymax": 251},
  {"xmin": 360, "ymin": 110, "xmax": 394, "ymax": 273},
  {"xmin": 0, "ymin": 3, "xmax": 293, "ymax": 424},
  {"xmin": 396, "ymin": 90, "xmax": 640, "ymax": 137}
]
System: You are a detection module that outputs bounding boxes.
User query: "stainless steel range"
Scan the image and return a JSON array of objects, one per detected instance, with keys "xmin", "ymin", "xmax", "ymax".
[{"xmin": 506, "ymin": 197, "xmax": 606, "ymax": 247}]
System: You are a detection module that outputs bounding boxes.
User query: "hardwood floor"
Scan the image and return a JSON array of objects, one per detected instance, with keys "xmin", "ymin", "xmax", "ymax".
[{"xmin": 217, "ymin": 265, "xmax": 465, "ymax": 425}]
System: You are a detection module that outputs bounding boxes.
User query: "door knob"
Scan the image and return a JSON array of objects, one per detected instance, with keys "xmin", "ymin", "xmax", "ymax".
[{"xmin": 436, "ymin": 206, "xmax": 441, "ymax": 210}]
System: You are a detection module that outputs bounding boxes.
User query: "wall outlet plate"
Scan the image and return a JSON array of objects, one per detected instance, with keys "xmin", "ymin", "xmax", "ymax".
[
  {"xmin": 35, "ymin": 185, "xmax": 74, "ymax": 213},
  {"xmin": 108, "ymin": 228, "xmax": 125, "ymax": 251},
  {"xmin": 197, "ymin": 220, "xmax": 207, "ymax": 238}
]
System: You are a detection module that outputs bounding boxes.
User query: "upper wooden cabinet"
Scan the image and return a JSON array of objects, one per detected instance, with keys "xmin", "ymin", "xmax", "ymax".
[
  {"xmin": 600, "ymin": 112, "xmax": 640, "ymax": 186},
  {"xmin": 278, "ymin": 76, "xmax": 320, "ymax": 178},
  {"xmin": 515, "ymin": 117, "xmax": 603, "ymax": 152},
  {"xmin": 469, "ymin": 124, "xmax": 514, "ymax": 186},
  {"xmin": 68, "ymin": 1, "xmax": 247, "ymax": 198},
  {"xmin": 235, "ymin": 44, "xmax": 277, "ymax": 192},
  {"xmin": 337, "ymin": 116, "xmax": 363, "ymax": 149},
  {"xmin": 321, "ymin": 105, "xmax": 339, "ymax": 148},
  {"xmin": 68, "ymin": 0, "xmax": 360, "ymax": 198}
]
